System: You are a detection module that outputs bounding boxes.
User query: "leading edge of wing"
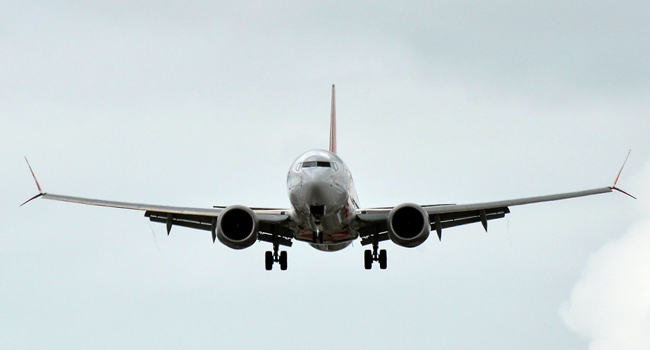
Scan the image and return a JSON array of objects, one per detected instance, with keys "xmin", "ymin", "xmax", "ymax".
[
  {"xmin": 40, "ymin": 193, "xmax": 289, "ymax": 220},
  {"xmin": 42, "ymin": 193, "xmax": 291, "ymax": 218},
  {"xmin": 424, "ymin": 186, "xmax": 613, "ymax": 215},
  {"xmin": 42, "ymin": 193, "xmax": 224, "ymax": 216},
  {"xmin": 357, "ymin": 186, "xmax": 613, "ymax": 220}
]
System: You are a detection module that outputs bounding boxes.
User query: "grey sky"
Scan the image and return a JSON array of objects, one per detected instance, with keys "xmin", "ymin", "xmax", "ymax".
[{"xmin": 2, "ymin": 1, "xmax": 649, "ymax": 349}]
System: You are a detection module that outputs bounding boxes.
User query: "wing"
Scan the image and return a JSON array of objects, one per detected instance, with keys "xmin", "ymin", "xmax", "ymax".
[
  {"xmin": 38, "ymin": 193, "xmax": 293, "ymax": 245},
  {"xmin": 355, "ymin": 187, "xmax": 613, "ymax": 244}
]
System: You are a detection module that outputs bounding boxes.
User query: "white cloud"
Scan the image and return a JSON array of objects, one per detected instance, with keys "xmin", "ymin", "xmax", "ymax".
[{"xmin": 561, "ymin": 163, "xmax": 650, "ymax": 350}]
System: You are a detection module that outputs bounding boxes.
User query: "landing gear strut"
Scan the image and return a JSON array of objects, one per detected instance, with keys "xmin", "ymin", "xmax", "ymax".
[
  {"xmin": 265, "ymin": 241, "xmax": 287, "ymax": 271},
  {"xmin": 312, "ymin": 229, "xmax": 324, "ymax": 244},
  {"xmin": 364, "ymin": 239, "xmax": 387, "ymax": 270}
]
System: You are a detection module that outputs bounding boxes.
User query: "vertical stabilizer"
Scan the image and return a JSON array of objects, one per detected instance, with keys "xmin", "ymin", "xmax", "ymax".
[{"xmin": 329, "ymin": 84, "xmax": 337, "ymax": 154}]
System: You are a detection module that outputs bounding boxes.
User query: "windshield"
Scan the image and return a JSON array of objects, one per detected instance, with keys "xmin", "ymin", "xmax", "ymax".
[{"xmin": 302, "ymin": 161, "xmax": 332, "ymax": 168}]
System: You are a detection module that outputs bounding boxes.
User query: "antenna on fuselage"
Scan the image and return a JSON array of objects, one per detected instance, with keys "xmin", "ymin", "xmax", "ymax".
[{"xmin": 329, "ymin": 84, "xmax": 337, "ymax": 154}]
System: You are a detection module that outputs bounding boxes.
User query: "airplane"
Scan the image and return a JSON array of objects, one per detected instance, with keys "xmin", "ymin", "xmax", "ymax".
[{"xmin": 22, "ymin": 85, "xmax": 635, "ymax": 270}]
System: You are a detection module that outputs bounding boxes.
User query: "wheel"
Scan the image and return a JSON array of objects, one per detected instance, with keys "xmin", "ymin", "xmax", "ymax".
[
  {"xmin": 265, "ymin": 251, "xmax": 273, "ymax": 270},
  {"xmin": 279, "ymin": 251, "xmax": 288, "ymax": 270},
  {"xmin": 379, "ymin": 249, "xmax": 387, "ymax": 270},
  {"xmin": 364, "ymin": 249, "xmax": 372, "ymax": 270}
]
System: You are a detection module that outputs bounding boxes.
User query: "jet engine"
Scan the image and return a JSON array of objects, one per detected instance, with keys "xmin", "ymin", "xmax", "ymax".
[
  {"xmin": 217, "ymin": 205, "xmax": 259, "ymax": 249},
  {"xmin": 387, "ymin": 203, "xmax": 430, "ymax": 248}
]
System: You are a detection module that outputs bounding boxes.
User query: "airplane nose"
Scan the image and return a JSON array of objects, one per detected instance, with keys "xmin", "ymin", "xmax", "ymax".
[
  {"xmin": 289, "ymin": 169, "xmax": 347, "ymax": 215},
  {"xmin": 301, "ymin": 179, "xmax": 330, "ymax": 205}
]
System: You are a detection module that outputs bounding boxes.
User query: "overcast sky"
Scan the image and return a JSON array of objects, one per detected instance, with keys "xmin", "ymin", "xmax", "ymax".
[{"xmin": 2, "ymin": 1, "xmax": 649, "ymax": 349}]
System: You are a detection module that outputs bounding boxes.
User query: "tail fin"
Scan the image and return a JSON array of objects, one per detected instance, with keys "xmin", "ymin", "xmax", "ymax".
[{"xmin": 329, "ymin": 84, "xmax": 337, "ymax": 154}]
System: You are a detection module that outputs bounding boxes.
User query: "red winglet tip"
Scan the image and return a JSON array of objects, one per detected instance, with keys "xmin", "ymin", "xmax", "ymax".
[
  {"xmin": 24, "ymin": 157, "xmax": 43, "ymax": 193},
  {"xmin": 613, "ymin": 149, "xmax": 631, "ymax": 187},
  {"xmin": 20, "ymin": 193, "xmax": 44, "ymax": 207},
  {"xmin": 613, "ymin": 187, "xmax": 637, "ymax": 200},
  {"xmin": 608, "ymin": 150, "xmax": 636, "ymax": 199}
]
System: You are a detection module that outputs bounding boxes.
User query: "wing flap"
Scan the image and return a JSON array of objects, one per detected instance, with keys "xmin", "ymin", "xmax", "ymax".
[
  {"xmin": 437, "ymin": 207, "xmax": 509, "ymax": 230},
  {"xmin": 146, "ymin": 211, "xmax": 214, "ymax": 232}
]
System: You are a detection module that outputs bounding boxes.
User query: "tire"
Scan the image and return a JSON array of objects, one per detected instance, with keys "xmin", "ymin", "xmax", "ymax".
[
  {"xmin": 364, "ymin": 250, "xmax": 372, "ymax": 270},
  {"xmin": 280, "ymin": 251, "xmax": 288, "ymax": 271},
  {"xmin": 379, "ymin": 249, "xmax": 387, "ymax": 270},
  {"xmin": 265, "ymin": 251, "xmax": 273, "ymax": 271}
]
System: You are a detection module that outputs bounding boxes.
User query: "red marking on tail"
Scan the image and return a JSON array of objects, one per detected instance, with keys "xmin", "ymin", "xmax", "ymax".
[{"xmin": 329, "ymin": 84, "xmax": 337, "ymax": 154}]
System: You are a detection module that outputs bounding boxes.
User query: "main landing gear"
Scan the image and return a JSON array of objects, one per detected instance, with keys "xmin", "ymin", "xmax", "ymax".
[
  {"xmin": 265, "ymin": 241, "xmax": 287, "ymax": 271},
  {"xmin": 364, "ymin": 240, "xmax": 387, "ymax": 270}
]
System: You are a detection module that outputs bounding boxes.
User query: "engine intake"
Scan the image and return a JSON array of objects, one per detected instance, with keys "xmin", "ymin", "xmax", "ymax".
[
  {"xmin": 387, "ymin": 203, "xmax": 430, "ymax": 248},
  {"xmin": 217, "ymin": 205, "xmax": 259, "ymax": 249}
]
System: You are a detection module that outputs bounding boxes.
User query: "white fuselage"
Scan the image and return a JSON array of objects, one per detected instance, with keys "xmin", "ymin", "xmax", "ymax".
[{"xmin": 287, "ymin": 150, "xmax": 360, "ymax": 251}]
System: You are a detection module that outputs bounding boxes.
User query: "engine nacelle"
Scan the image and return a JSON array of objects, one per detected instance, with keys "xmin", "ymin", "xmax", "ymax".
[
  {"xmin": 387, "ymin": 203, "xmax": 430, "ymax": 248},
  {"xmin": 217, "ymin": 205, "xmax": 259, "ymax": 250}
]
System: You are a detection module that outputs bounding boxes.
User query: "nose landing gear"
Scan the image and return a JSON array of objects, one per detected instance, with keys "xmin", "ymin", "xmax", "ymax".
[
  {"xmin": 310, "ymin": 205, "xmax": 326, "ymax": 244},
  {"xmin": 310, "ymin": 205, "xmax": 325, "ymax": 244},
  {"xmin": 312, "ymin": 228, "xmax": 324, "ymax": 244}
]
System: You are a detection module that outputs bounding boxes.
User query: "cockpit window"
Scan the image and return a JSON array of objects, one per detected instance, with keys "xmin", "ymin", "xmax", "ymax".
[{"xmin": 302, "ymin": 161, "xmax": 332, "ymax": 168}]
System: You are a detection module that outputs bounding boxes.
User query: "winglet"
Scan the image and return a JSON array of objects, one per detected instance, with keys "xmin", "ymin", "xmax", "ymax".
[
  {"xmin": 21, "ymin": 157, "xmax": 45, "ymax": 206},
  {"xmin": 610, "ymin": 149, "xmax": 636, "ymax": 199},
  {"xmin": 329, "ymin": 84, "xmax": 337, "ymax": 154}
]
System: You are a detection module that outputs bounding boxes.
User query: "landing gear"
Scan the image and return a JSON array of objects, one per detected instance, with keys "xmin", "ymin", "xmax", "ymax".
[
  {"xmin": 378, "ymin": 249, "xmax": 387, "ymax": 269},
  {"xmin": 265, "ymin": 251, "xmax": 273, "ymax": 270},
  {"xmin": 312, "ymin": 229, "xmax": 324, "ymax": 244},
  {"xmin": 311, "ymin": 206, "xmax": 325, "ymax": 244},
  {"xmin": 265, "ymin": 241, "xmax": 288, "ymax": 271},
  {"xmin": 279, "ymin": 251, "xmax": 288, "ymax": 270},
  {"xmin": 364, "ymin": 250, "xmax": 372, "ymax": 269},
  {"xmin": 364, "ymin": 240, "xmax": 387, "ymax": 270}
]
